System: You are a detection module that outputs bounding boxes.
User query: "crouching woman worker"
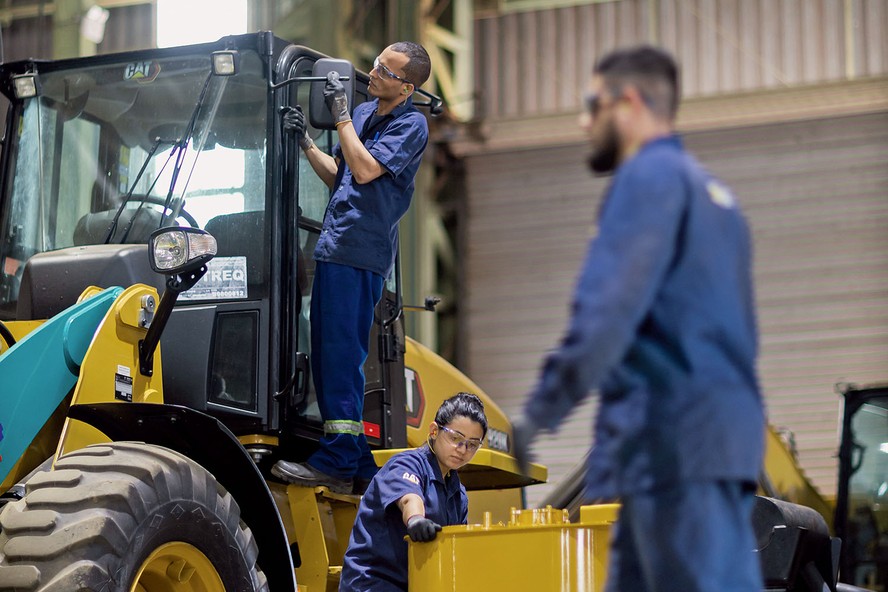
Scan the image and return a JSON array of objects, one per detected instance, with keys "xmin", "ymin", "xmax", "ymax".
[{"xmin": 339, "ymin": 392, "xmax": 488, "ymax": 591}]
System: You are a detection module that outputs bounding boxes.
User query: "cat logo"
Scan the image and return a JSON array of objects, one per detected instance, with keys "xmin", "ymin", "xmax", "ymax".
[
  {"xmin": 707, "ymin": 181, "xmax": 736, "ymax": 209},
  {"xmin": 123, "ymin": 61, "xmax": 161, "ymax": 84},
  {"xmin": 402, "ymin": 471, "xmax": 420, "ymax": 485}
]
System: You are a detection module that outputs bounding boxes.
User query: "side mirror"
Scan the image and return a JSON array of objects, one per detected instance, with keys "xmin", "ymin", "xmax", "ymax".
[{"xmin": 309, "ymin": 58, "xmax": 356, "ymax": 130}]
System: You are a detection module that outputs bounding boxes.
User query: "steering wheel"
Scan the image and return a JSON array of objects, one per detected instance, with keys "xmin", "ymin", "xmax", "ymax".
[
  {"xmin": 132, "ymin": 195, "xmax": 200, "ymax": 228},
  {"xmin": 0, "ymin": 319, "xmax": 15, "ymax": 349}
]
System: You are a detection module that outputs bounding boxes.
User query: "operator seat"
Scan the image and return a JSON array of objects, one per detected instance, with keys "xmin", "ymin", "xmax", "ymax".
[
  {"xmin": 204, "ymin": 211, "xmax": 266, "ymax": 286},
  {"xmin": 73, "ymin": 179, "xmax": 163, "ymax": 246},
  {"xmin": 204, "ymin": 211, "xmax": 306, "ymax": 295}
]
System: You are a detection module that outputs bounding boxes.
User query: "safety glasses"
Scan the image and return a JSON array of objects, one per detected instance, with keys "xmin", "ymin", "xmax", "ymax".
[
  {"xmin": 373, "ymin": 56, "xmax": 411, "ymax": 84},
  {"xmin": 436, "ymin": 423, "xmax": 483, "ymax": 453}
]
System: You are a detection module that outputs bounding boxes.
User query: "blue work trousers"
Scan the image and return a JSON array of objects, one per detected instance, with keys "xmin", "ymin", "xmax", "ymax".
[
  {"xmin": 604, "ymin": 480, "xmax": 762, "ymax": 592},
  {"xmin": 307, "ymin": 261, "xmax": 384, "ymax": 480}
]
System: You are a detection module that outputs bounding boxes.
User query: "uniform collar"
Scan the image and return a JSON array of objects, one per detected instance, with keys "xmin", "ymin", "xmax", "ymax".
[
  {"xmin": 422, "ymin": 442, "xmax": 460, "ymax": 489},
  {"xmin": 422, "ymin": 443, "xmax": 445, "ymax": 483},
  {"xmin": 370, "ymin": 96, "xmax": 415, "ymax": 118},
  {"xmin": 641, "ymin": 133, "xmax": 683, "ymax": 152}
]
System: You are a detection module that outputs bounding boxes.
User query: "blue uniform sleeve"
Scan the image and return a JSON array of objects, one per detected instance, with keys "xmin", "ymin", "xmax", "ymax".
[
  {"xmin": 459, "ymin": 486, "xmax": 468, "ymax": 524},
  {"xmin": 368, "ymin": 113, "xmax": 428, "ymax": 177},
  {"xmin": 331, "ymin": 101, "xmax": 374, "ymax": 160},
  {"xmin": 377, "ymin": 453, "xmax": 427, "ymax": 510},
  {"xmin": 525, "ymin": 154, "xmax": 688, "ymax": 431}
]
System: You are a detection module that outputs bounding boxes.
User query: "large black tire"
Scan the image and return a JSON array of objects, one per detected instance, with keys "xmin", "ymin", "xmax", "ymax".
[{"xmin": 0, "ymin": 442, "xmax": 268, "ymax": 592}]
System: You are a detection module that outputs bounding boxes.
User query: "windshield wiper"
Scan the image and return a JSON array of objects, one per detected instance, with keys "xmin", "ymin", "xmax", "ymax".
[
  {"xmin": 104, "ymin": 68, "xmax": 217, "ymax": 243},
  {"xmin": 117, "ymin": 140, "xmax": 180, "ymax": 243},
  {"xmin": 158, "ymin": 70, "xmax": 215, "ymax": 229},
  {"xmin": 102, "ymin": 136, "xmax": 176, "ymax": 244}
]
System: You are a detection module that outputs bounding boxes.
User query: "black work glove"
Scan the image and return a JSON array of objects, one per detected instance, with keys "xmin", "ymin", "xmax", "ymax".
[
  {"xmin": 324, "ymin": 71, "xmax": 351, "ymax": 126},
  {"xmin": 406, "ymin": 515, "xmax": 442, "ymax": 543},
  {"xmin": 282, "ymin": 105, "xmax": 313, "ymax": 150},
  {"xmin": 511, "ymin": 418, "xmax": 541, "ymax": 477}
]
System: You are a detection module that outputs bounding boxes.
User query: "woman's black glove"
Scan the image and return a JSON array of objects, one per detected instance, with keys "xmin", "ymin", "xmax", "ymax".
[{"xmin": 406, "ymin": 515, "xmax": 442, "ymax": 542}]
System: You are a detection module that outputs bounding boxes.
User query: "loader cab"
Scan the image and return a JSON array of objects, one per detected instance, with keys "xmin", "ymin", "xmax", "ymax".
[{"xmin": 0, "ymin": 33, "xmax": 406, "ymax": 466}]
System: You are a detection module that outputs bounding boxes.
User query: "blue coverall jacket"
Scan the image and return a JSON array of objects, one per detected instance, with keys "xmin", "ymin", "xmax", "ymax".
[
  {"xmin": 315, "ymin": 97, "xmax": 429, "ymax": 278},
  {"xmin": 525, "ymin": 135, "xmax": 765, "ymax": 500}
]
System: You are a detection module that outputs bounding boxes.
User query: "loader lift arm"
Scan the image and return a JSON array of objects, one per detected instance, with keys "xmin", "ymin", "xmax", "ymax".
[{"xmin": 0, "ymin": 286, "xmax": 122, "ymax": 485}]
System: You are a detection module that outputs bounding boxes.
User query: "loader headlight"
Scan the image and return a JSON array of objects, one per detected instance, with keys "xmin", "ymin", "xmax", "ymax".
[
  {"xmin": 12, "ymin": 73, "xmax": 41, "ymax": 99},
  {"xmin": 212, "ymin": 50, "xmax": 239, "ymax": 76},
  {"xmin": 149, "ymin": 227, "xmax": 217, "ymax": 274}
]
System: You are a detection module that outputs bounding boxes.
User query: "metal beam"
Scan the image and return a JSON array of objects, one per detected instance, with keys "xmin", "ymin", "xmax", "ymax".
[{"xmin": 420, "ymin": 0, "xmax": 473, "ymax": 121}]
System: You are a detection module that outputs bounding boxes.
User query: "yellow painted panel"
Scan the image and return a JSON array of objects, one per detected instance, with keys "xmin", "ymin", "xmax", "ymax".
[
  {"xmin": 404, "ymin": 338, "xmax": 512, "ymax": 448},
  {"xmin": 762, "ymin": 424, "xmax": 834, "ymax": 527},
  {"xmin": 56, "ymin": 284, "xmax": 164, "ymax": 459},
  {"xmin": 288, "ymin": 485, "xmax": 330, "ymax": 592},
  {"xmin": 409, "ymin": 504, "xmax": 618, "ymax": 591},
  {"xmin": 0, "ymin": 320, "xmax": 44, "ymax": 352}
]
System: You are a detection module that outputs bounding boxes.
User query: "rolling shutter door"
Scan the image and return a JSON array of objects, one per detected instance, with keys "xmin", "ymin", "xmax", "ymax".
[
  {"xmin": 464, "ymin": 145, "xmax": 608, "ymax": 506},
  {"xmin": 686, "ymin": 112, "xmax": 888, "ymax": 496}
]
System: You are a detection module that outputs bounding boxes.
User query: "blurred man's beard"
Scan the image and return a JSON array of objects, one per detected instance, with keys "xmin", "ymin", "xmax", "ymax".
[{"xmin": 587, "ymin": 121, "xmax": 619, "ymax": 175}]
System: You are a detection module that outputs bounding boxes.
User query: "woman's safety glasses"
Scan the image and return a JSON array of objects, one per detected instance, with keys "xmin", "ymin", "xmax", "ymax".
[{"xmin": 436, "ymin": 423, "xmax": 483, "ymax": 453}]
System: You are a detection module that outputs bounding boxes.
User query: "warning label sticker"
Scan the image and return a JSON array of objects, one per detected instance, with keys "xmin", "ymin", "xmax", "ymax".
[{"xmin": 115, "ymin": 365, "xmax": 133, "ymax": 402}]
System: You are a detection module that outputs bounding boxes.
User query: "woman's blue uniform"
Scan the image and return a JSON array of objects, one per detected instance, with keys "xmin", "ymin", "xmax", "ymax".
[{"xmin": 339, "ymin": 445, "xmax": 467, "ymax": 592}]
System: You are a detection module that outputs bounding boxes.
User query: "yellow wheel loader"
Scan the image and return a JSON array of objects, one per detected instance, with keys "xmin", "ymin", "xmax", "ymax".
[{"xmin": 0, "ymin": 33, "xmax": 542, "ymax": 591}]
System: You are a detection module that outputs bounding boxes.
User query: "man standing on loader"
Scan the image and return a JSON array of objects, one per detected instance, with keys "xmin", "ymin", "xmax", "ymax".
[
  {"xmin": 273, "ymin": 42, "xmax": 432, "ymax": 494},
  {"xmin": 513, "ymin": 46, "xmax": 766, "ymax": 591}
]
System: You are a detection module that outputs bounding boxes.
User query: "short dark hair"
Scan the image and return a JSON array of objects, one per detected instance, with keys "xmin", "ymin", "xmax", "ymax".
[
  {"xmin": 435, "ymin": 392, "xmax": 488, "ymax": 438},
  {"xmin": 594, "ymin": 45, "xmax": 680, "ymax": 120},
  {"xmin": 391, "ymin": 41, "xmax": 431, "ymax": 87}
]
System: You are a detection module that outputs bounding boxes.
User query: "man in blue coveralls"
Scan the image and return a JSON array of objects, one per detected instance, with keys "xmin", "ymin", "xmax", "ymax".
[
  {"xmin": 273, "ymin": 42, "xmax": 431, "ymax": 494},
  {"xmin": 512, "ymin": 46, "xmax": 766, "ymax": 591}
]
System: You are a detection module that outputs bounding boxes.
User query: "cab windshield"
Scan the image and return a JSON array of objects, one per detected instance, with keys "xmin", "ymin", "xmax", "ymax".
[{"xmin": 0, "ymin": 48, "xmax": 269, "ymax": 317}]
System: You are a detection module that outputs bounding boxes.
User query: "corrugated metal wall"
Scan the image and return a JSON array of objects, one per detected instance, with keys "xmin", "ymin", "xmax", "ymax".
[
  {"xmin": 474, "ymin": 0, "xmax": 888, "ymax": 119},
  {"xmin": 686, "ymin": 113, "xmax": 888, "ymax": 495},
  {"xmin": 464, "ymin": 110, "xmax": 888, "ymax": 506},
  {"xmin": 464, "ymin": 144, "xmax": 608, "ymax": 505}
]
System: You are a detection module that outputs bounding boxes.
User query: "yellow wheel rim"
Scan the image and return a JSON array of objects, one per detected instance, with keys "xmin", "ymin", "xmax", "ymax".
[{"xmin": 130, "ymin": 541, "xmax": 225, "ymax": 592}]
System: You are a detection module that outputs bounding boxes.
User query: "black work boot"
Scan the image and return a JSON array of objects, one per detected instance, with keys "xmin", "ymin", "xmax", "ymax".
[{"xmin": 271, "ymin": 460, "xmax": 353, "ymax": 495}]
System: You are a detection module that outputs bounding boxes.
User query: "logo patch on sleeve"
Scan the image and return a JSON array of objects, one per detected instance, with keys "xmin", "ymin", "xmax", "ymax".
[
  {"xmin": 402, "ymin": 472, "xmax": 420, "ymax": 485},
  {"xmin": 707, "ymin": 181, "xmax": 736, "ymax": 209}
]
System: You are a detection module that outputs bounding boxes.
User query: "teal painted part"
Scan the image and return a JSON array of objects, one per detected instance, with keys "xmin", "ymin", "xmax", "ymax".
[{"xmin": 0, "ymin": 287, "xmax": 123, "ymax": 484}]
